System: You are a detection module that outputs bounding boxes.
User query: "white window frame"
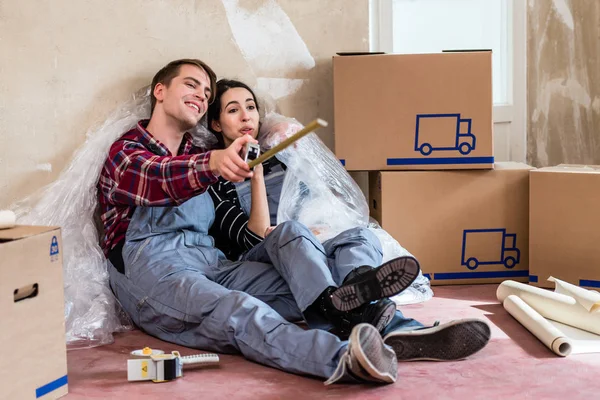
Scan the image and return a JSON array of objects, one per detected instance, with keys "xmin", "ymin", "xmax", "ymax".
[{"xmin": 369, "ymin": 0, "xmax": 527, "ymax": 162}]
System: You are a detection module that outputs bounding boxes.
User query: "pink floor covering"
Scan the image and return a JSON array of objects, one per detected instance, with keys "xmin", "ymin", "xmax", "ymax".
[{"xmin": 64, "ymin": 284, "xmax": 600, "ymax": 399}]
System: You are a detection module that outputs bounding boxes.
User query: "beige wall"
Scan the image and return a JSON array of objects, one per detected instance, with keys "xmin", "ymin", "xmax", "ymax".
[
  {"xmin": 527, "ymin": 1, "xmax": 600, "ymax": 167},
  {"xmin": 0, "ymin": 0, "xmax": 368, "ymax": 208}
]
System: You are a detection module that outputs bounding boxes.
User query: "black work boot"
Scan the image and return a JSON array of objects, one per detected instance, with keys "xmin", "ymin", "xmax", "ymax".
[
  {"xmin": 331, "ymin": 256, "xmax": 421, "ymax": 312},
  {"xmin": 310, "ymin": 288, "xmax": 396, "ymax": 338},
  {"xmin": 347, "ymin": 298, "xmax": 397, "ymax": 334}
]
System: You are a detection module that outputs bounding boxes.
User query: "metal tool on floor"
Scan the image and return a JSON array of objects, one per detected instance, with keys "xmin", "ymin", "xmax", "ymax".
[{"xmin": 127, "ymin": 347, "xmax": 220, "ymax": 383}]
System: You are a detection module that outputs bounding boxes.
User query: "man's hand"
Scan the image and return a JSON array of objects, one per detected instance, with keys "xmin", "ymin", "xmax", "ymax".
[
  {"xmin": 264, "ymin": 226, "xmax": 276, "ymax": 237},
  {"xmin": 209, "ymin": 136, "xmax": 256, "ymax": 182}
]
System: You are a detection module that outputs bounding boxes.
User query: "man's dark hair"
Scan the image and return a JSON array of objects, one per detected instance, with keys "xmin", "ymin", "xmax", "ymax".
[{"xmin": 150, "ymin": 59, "xmax": 217, "ymax": 113}]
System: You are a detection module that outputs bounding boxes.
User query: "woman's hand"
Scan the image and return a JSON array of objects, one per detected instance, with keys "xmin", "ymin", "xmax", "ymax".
[{"xmin": 251, "ymin": 162, "xmax": 264, "ymax": 181}]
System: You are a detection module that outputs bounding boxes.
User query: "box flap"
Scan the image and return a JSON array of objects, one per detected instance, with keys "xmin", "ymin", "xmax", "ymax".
[
  {"xmin": 534, "ymin": 164, "xmax": 600, "ymax": 174},
  {"xmin": 0, "ymin": 225, "xmax": 59, "ymax": 242},
  {"xmin": 442, "ymin": 49, "xmax": 492, "ymax": 53},
  {"xmin": 335, "ymin": 50, "xmax": 491, "ymax": 60},
  {"xmin": 336, "ymin": 52, "xmax": 385, "ymax": 56}
]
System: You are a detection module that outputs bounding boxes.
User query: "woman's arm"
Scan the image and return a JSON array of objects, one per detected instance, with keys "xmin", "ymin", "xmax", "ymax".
[
  {"xmin": 247, "ymin": 163, "xmax": 271, "ymax": 238},
  {"xmin": 208, "ymin": 179, "xmax": 263, "ymax": 252}
]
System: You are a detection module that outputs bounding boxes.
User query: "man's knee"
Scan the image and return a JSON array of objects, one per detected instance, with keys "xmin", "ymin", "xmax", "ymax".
[{"xmin": 209, "ymin": 292, "xmax": 289, "ymax": 337}]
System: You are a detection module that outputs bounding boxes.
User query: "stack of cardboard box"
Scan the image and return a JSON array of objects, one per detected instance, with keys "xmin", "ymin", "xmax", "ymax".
[{"xmin": 333, "ymin": 51, "xmax": 533, "ymax": 286}]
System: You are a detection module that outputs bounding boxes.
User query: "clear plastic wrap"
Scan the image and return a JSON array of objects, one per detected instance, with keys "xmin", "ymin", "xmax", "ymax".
[
  {"xmin": 258, "ymin": 111, "xmax": 433, "ymax": 305},
  {"xmin": 9, "ymin": 86, "xmax": 216, "ymax": 349}
]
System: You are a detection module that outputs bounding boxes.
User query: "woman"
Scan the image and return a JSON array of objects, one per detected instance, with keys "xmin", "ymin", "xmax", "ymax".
[
  {"xmin": 206, "ymin": 80, "xmax": 276, "ymax": 261},
  {"xmin": 206, "ymin": 79, "xmax": 422, "ymax": 328}
]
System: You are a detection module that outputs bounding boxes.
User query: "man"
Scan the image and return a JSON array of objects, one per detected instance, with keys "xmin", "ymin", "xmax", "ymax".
[{"xmin": 98, "ymin": 58, "xmax": 491, "ymax": 385}]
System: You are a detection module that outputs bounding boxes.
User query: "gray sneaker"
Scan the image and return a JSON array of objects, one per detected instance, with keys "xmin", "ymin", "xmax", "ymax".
[
  {"xmin": 325, "ymin": 323, "xmax": 398, "ymax": 385},
  {"xmin": 383, "ymin": 319, "xmax": 491, "ymax": 361}
]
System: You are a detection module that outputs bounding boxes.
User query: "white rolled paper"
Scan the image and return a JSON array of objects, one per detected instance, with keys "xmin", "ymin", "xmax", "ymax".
[
  {"xmin": 549, "ymin": 276, "xmax": 600, "ymax": 313},
  {"xmin": 503, "ymin": 295, "xmax": 572, "ymax": 356},
  {"xmin": 498, "ymin": 279, "xmax": 600, "ymax": 357},
  {"xmin": 0, "ymin": 210, "xmax": 16, "ymax": 229},
  {"xmin": 497, "ymin": 279, "xmax": 600, "ymax": 335}
]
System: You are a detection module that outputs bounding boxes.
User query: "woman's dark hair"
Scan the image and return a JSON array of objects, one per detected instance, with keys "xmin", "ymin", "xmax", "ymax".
[{"xmin": 207, "ymin": 79, "xmax": 260, "ymax": 148}]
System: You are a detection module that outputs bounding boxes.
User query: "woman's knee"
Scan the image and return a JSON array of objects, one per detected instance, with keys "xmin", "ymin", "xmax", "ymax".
[
  {"xmin": 338, "ymin": 227, "xmax": 382, "ymax": 251},
  {"xmin": 273, "ymin": 220, "xmax": 312, "ymax": 239}
]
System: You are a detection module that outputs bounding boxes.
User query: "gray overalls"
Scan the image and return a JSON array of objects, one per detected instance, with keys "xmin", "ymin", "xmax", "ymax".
[
  {"xmin": 108, "ymin": 190, "xmax": 352, "ymax": 378},
  {"xmin": 108, "ymin": 175, "xmax": 421, "ymax": 380}
]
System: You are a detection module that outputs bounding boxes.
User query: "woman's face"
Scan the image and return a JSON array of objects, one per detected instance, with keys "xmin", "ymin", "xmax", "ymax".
[{"xmin": 211, "ymin": 87, "xmax": 260, "ymax": 147}]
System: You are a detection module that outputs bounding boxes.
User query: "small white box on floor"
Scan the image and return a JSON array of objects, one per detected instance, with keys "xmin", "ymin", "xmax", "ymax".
[{"xmin": 0, "ymin": 226, "xmax": 68, "ymax": 399}]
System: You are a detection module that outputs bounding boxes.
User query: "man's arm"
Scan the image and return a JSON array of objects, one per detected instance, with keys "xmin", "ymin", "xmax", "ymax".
[
  {"xmin": 100, "ymin": 135, "xmax": 257, "ymax": 207},
  {"xmin": 99, "ymin": 140, "xmax": 218, "ymax": 207}
]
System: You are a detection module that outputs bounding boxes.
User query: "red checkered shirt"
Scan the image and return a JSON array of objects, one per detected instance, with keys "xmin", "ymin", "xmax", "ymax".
[{"xmin": 97, "ymin": 120, "xmax": 218, "ymax": 255}]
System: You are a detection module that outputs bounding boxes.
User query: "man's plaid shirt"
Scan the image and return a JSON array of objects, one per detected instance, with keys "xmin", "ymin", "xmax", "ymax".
[{"xmin": 97, "ymin": 120, "xmax": 217, "ymax": 255}]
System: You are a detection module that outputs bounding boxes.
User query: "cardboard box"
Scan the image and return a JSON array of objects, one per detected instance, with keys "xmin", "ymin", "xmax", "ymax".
[
  {"xmin": 530, "ymin": 165, "xmax": 600, "ymax": 289},
  {"xmin": 369, "ymin": 162, "xmax": 532, "ymax": 285},
  {"xmin": 333, "ymin": 51, "xmax": 494, "ymax": 171},
  {"xmin": 0, "ymin": 226, "xmax": 68, "ymax": 399}
]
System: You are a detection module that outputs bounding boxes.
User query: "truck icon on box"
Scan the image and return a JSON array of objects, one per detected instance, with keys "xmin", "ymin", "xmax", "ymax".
[
  {"xmin": 414, "ymin": 113, "xmax": 476, "ymax": 156},
  {"xmin": 461, "ymin": 229, "xmax": 520, "ymax": 270}
]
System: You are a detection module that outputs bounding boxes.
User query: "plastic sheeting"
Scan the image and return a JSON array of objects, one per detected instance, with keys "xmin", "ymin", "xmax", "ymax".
[
  {"xmin": 10, "ymin": 84, "xmax": 431, "ymax": 349},
  {"xmin": 10, "ymin": 89, "xmax": 151, "ymax": 348}
]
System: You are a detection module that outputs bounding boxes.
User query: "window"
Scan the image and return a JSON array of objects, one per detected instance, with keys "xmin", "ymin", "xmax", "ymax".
[
  {"xmin": 391, "ymin": 0, "xmax": 509, "ymax": 105},
  {"xmin": 370, "ymin": 0, "xmax": 527, "ymax": 161}
]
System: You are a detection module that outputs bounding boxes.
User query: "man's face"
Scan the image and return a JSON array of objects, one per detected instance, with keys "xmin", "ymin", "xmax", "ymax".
[{"xmin": 154, "ymin": 64, "xmax": 212, "ymax": 131}]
